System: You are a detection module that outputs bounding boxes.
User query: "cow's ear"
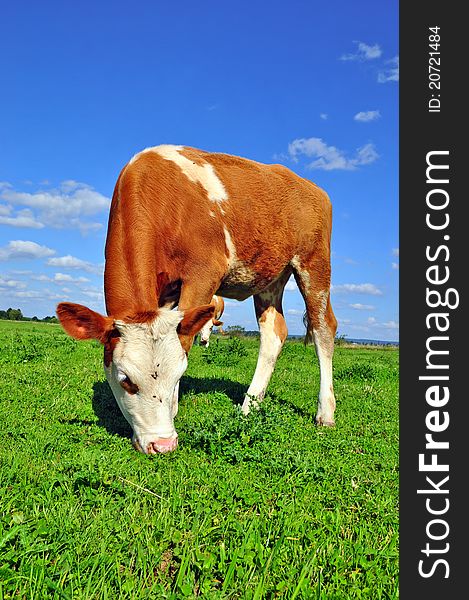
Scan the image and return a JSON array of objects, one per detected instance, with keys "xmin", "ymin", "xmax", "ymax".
[
  {"xmin": 56, "ymin": 302, "xmax": 114, "ymax": 343},
  {"xmin": 177, "ymin": 304, "xmax": 216, "ymax": 336},
  {"xmin": 213, "ymin": 319, "xmax": 223, "ymax": 327}
]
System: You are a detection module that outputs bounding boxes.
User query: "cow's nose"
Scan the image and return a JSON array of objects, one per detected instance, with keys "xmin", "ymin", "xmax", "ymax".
[
  {"xmin": 200, "ymin": 339, "xmax": 208, "ymax": 346},
  {"xmin": 147, "ymin": 436, "xmax": 179, "ymax": 454}
]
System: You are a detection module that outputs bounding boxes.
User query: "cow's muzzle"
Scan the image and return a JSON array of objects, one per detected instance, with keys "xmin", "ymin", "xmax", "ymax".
[{"xmin": 133, "ymin": 435, "xmax": 179, "ymax": 454}]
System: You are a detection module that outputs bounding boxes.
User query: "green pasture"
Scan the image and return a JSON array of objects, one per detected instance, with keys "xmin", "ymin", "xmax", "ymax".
[{"xmin": 0, "ymin": 320, "xmax": 398, "ymax": 599}]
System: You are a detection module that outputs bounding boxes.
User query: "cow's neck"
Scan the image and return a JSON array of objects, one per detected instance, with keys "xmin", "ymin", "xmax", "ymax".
[{"xmin": 104, "ymin": 240, "xmax": 160, "ymax": 318}]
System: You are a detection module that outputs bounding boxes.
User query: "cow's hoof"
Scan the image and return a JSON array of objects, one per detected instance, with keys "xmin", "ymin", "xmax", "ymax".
[
  {"xmin": 241, "ymin": 401, "xmax": 251, "ymax": 416},
  {"xmin": 316, "ymin": 417, "xmax": 335, "ymax": 427},
  {"xmin": 241, "ymin": 395, "xmax": 260, "ymax": 416}
]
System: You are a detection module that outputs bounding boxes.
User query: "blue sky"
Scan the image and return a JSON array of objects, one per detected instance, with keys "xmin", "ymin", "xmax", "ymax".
[{"xmin": 0, "ymin": 0, "xmax": 398, "ymax": 341}]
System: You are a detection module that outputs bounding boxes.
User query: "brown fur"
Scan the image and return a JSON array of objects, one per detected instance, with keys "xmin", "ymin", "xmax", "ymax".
[{"xmin": 103, "ymin": 329, "xmax": 120, "ymax": 368}]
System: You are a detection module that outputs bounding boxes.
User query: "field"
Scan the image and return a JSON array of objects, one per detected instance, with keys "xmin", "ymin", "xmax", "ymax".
[{"xmin": 0, "ymin": 320, "xmax": 399, "ymax": 599}]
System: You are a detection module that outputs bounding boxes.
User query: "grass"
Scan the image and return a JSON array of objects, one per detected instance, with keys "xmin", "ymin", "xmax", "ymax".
[{"xmin": 0, "ymin": 320, "xmax": 399, "ymax": 599}]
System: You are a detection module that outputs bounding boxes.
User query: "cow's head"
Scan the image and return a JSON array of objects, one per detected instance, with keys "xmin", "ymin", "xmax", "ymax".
[
  {"xmin": 56, "ymin": 302, "xmax": 214, "ymax": 454},
  {"xmin": 199, "ymin": 318, "xmax": 223, "ymax": 347}
]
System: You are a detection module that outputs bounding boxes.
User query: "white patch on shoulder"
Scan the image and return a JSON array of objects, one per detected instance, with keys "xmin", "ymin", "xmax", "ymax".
[
  {"xmin": 128, "ymin": 145, "xmax": 173, "ymax": 165},
  {"xmin": 134, "ymin": 144, "xmax": 228, "ymax": 208}
]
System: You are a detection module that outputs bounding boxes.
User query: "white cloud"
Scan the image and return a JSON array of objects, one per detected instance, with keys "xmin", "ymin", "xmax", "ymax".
[
  {"xmin": 285, "ymin": 277, "xmax": 298, "ymax": 291},
  {"xmin": 349, "ymin": 303, "xmax": 375, "ymax": 310},
  {"xmin": 392, "ymin": 248, "xmax": 399, "ymax": 256},
  {"xmin": 221, "ymin": 299, "xmax": 238, "ymax": 307},
  {"xmin": 30, "ymin": 272, "xmax": 92, "ymax": 284},
  {"xmin": 354, "ymin": 110, "xmax": 381, "ymax": 123},
  {"xmin": 0, "ymin": 276, "xmax": 27, "ymax": 289},
  {"xmin": 353, "ymin": 143, "xmax": 379, "ymax": 166},
  {"xmin": 12, "ymin": 288, "xmax": 65, "ymax": 301},
  {"xmin": 351, "ymin": 318, "xmax": 399, "ymax": 334},
  {"xmin": 392, "ymin": 262, "xmax": 399, "ymax": 270},
  {"xmin": 0, "ymin": 240, "xmax": 56, "ymax": 261},
  {"xmin": 340, "ymin": 41, "xmax": 382, "ymax": 61},
  {"xmin": 0, "ymin": 208, "xmax": 44, "ymax": 229},
  {"xmin": 332, "ymin": 283, "xmax": 383, "ymax": 296},
  {"xmin": 10, "ymin": 290, "xmax": 43, "ymax": 299},
  {"xmin": 287, "ymin": 308, "xmax": 303, "ymax": 316},
  {"xmin": 381, "ymin": 320, "xmax": 399, "ymax": 330},
  {"xmin": 79, "ymin": 286, "xmax": 104, "ymax": 300},
  {"xmin": 8, "ymin": 270, "xmax": 33, "ymax": 275},
  {"xmin": 378, "ymin": 56, "xmax": 399, "ymax": 83},
  {"xmin": 31, "ymin": 274, "xmax": 53, "ymax": 282},
  {"xmin": 288, "ymin": 138, "xmax": 378, "ymax": 171},
  {"xmin": 320, "ymin": 113, "xmax": 328, "ymax": 120},
  {"xmin": 46, "ymin": 255, "xmax": 103, "ymax": 275},
  {"xmin": 0, "ymin": 181, "xmax": 110, "ymax": 233},
  {"xmin": 53, "ymin": 272, "xmax": 90, "ymax": 283}
]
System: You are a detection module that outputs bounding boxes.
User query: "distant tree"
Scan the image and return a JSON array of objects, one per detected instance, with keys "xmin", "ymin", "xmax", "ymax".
[
  {"xmin": 243, "ymin": 330, "xmax": 260, "ymax": 338},
  {"xmin": 43, "ymin": 316, "xmax": 59, "ymax": 324},
  {"xmin": 335, "ymin": 332, "xmax": 348, "ymax": 346},
  {"xmin": 7, "ymin": 307, "xmax": 23, "ymax": 321},
  {"xmin": 225, "ymin": 324, "xmax": 246, "ymax": 337},
  {"xmin": 31, "ymin": 316, "xmax": 39, "ymax": 322},
  {"xmin": 0, "ymin": 310, "xmax": 8, "ymax": 320}
]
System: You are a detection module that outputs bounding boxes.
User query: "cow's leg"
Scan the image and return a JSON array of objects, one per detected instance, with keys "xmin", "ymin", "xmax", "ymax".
[
  {"xmin": 242, "ymin": 274, "xmax": 289, "ymax": 415},
  {"xmin": 292, "ymin": 256, "xmax": 337, "ymax": 426}
]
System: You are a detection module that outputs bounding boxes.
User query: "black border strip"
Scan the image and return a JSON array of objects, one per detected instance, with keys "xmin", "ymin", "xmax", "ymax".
[{"xmin": 400, "ymin": 3, "xmax": 465, "ymax": 597}]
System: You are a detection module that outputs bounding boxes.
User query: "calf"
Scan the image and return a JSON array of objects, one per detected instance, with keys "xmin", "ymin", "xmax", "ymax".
[
  {"xmin": 57, "ymin": 145, "xmax": 337, "ymax": 454},
  {"xmin": 199, "ymin": 295, "xmax": 224, "ymax": 347}
]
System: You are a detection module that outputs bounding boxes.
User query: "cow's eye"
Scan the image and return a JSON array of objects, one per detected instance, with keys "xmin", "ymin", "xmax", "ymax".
[{"xmin": 117, "ymin": 371, "xmax": 139, "ymax": 395}]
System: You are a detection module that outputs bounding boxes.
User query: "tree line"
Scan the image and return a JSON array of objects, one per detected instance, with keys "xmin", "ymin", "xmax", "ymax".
[{"xmin": 0, "ymin": 307, "xmax": 58, "ymax": 323}]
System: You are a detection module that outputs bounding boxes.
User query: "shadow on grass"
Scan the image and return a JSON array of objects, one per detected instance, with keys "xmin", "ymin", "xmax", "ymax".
[
  {"xmin": 92, "ymin": 381, "xmax": 132, "ymax": 439},
  {"xmin": 90, "ymin": 374, "xmax": 247, "ymax": 438},
  {"xmin": 272, "ymin": 392, "xmax": 314, "ymax": 418},
  {"xmin": 180, "ymin": 374, "xmax": 246, "ymax": 405}
]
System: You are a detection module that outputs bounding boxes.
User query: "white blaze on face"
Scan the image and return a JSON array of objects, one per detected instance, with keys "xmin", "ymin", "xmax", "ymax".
[
  {"xmin": 104, "ymin": 308, "xmax": 187, "ymax": 453},
  {"xmin": 199, "ymin": 319, "xmax": 214, "ymax": 346}
]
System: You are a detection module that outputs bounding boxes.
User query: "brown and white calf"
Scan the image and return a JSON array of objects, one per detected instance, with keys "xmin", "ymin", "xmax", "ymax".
[
  {"xmin": 199, "ymin": 295, "xmax": 224, "ymax": 347},
  {"xmin": 57, "ymin": 145, "xmax": 337, "ymax": 454}
]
